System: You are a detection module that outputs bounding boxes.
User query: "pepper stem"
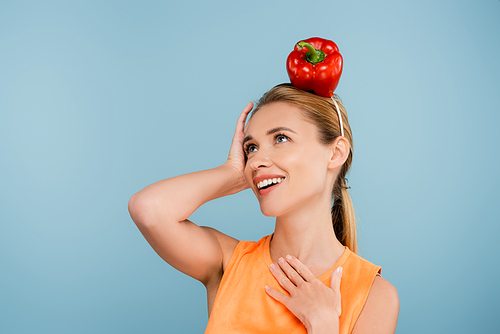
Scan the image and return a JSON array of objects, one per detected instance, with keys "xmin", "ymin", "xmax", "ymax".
[{"xmin": 297, "ymin": 41, "xmax": 325, "ymax": 65}]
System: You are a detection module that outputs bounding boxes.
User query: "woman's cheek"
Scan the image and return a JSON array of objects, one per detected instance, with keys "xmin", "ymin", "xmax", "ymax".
[{"xmin": 243, "ymin": 161, "xmax": 252, "ymax": 182}]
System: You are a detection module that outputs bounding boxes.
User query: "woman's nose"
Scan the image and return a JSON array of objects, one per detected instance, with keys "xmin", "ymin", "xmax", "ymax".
[{"xmin": 248, "ymin": 149, "xmax": 272, "ymax": 170}]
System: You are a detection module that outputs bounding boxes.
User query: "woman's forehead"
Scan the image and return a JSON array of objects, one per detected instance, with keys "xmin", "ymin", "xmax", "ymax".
[{"xmin": 245, "ymin": 102, "xmax": 303, "ymax": 134}]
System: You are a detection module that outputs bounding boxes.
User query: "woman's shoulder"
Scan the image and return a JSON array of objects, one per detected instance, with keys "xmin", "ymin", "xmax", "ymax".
[
  {"xmin": 351, "ymin": 272, "xmax": 400, "ymax": 333},
  {"xmin": 201, "ymin": 227, "xmax": 239, "ymax": 271},
  {"xmin": 369, "ymin": 275, "xmax": 399, "ymax": 312},
  {"xmin": 339, "ymin": 249, "xmax": 398, "ymax": 332}
]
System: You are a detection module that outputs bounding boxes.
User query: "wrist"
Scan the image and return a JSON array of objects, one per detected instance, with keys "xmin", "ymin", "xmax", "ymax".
[
  {"xmin": 217, "ymin": 163, "xmax": 249, "ymax": 195},
  {"xmin": 305, "ymin": 314, "xmax": 339, "ymax": 334}
]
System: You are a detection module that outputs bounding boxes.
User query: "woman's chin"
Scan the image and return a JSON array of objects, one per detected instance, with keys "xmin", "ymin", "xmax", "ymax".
[
  {"xmin": 261, "ymin": 211, "xmax": 277, "ymax": 218},
  {"xmin": 259, "ymin": 204, "xmax": 283, "ymax": 218}
]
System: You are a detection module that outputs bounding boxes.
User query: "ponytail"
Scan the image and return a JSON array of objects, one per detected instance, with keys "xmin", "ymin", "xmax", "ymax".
[
  {"xmin": 332, "ymin": 157, "xmax": 358, "ymax": 254},
  {"xmin": 331, "ymin": 169, "xmax": 357, "ymax": 254}
]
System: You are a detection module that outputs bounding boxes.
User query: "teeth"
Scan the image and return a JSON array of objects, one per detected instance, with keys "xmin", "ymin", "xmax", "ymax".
[{"xmin": 257, "ymin": 178, "xmax": 284, "ymax": 189}]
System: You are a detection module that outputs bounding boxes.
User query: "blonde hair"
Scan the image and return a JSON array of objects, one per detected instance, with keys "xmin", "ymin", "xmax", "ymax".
[{"xmin": 252, "ymin": 84, "xmax": 357, "ymax": 254}]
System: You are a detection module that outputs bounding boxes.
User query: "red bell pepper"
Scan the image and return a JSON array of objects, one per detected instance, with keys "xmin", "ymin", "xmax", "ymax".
[{"xmin": 286, "ymin": 37, "xmax": 343, "ymax": 98}]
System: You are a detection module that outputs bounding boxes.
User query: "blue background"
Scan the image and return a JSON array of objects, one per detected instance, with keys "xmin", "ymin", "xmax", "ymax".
[{"xmin": 1, "ymin": 0, "xmax": 499, "ymax": 333}]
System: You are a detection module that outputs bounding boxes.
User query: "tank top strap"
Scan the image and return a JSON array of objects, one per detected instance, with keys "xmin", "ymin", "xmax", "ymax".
[{"xmin": 336, "ymin": 249, "xmax": 382, "ymax": 333}]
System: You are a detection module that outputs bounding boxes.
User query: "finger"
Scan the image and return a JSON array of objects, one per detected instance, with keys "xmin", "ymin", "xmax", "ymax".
[
  {"xmin": 270, "ymin": 263, "xmax": 296, "ymax": 292},
  {"xmin": 330, "ymin": 266, "xmax": 343, "ymax": 293},
  {"xmin": 265, "ymin": 285, "xmax": 290, "ymax": 305},
  {"xmin": 331, "ymin": 266, "xmax": 343, "ymax": 316},
  {"xmin": 228, "ymin": 102, "xmax": 254, "ymax": 154},
  {"xmin": 285, "ymin": 255, "xmax": 316, "ymax": 282},
  {"xmin": 278, "ymin": 257, "xmax": 305, "ymax": 287},
  {"xmin": 235, "ymin": 102, "xmax": 254, "ymax": 134}
]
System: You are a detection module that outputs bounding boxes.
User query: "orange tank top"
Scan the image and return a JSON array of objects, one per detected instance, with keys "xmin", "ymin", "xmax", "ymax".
[{"xmin": 205, "ymin": 235, "xmax": 381, "ymax": 334}]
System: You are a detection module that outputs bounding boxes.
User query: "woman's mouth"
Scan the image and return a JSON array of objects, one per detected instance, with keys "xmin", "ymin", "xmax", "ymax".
[
  {"xmin": 257, "ymin": 177, "xmax": 284, "ymax": 190},
  {"xmin": 256, "ymin": 177, "xmax": 285, "ymax": 195}
]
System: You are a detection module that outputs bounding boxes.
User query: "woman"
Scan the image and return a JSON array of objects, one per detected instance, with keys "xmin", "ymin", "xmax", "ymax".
[{"xmin": 128, "ymin": 84, "xmax": 399, "ymax": 333}]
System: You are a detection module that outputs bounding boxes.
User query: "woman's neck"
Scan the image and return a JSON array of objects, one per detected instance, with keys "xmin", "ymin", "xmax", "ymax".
[{"xmin": 270, "ymin": 201, "xmax": 345, "ymax": 277}]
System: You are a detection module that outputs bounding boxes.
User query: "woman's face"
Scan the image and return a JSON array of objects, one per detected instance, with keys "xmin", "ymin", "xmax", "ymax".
[{"xmin": 243, "ymin": 102, "xmax": 334, "ymax": 217}]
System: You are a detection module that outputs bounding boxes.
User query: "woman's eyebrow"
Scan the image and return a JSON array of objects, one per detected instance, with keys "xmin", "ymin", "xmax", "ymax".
[
  {"xmin": 243, "ymin": 127, "xmax": 297, "ymax": 146},
  {"xmin": 243, "ymin": 135, "xmax": 253, "ymax": 146},
  {"xmin": 267, "ymin": 127, "xmax": 297, "ymax": 135}
]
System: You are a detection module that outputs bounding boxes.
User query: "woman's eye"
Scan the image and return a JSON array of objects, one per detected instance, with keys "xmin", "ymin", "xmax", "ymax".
[
  {"xmin": 276, "ymin": 135, "xmax": 289, "ymax": 144},
  {"xmin": 245, "ymin": 145, "xmax": 257, "ymax": 154}
]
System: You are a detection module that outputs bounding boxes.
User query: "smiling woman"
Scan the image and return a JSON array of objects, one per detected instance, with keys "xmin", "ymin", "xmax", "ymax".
[{"xmin": 128, "ymin": 83, "xmax": 399, "ymax": 334}]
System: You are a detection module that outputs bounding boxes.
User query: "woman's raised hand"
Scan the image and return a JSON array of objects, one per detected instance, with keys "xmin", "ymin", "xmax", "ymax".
[
  {"xmin": 265, "ymin": 256, "xmax": 342, "ymax": 334},
  {"xmin": 223, "ymin": 102, "xmax": 254, "ymax": 191}
]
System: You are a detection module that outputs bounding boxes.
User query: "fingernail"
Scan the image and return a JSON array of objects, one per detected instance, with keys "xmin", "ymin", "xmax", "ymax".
[
  {"xmin": 286, "ymin": 255, "xmax": 292, "ymax": 261},
  {"xmin": 265, "ymin": 285, "xmax": 270, "ymax": 291},
  {"xmin": 270, "ymin": 264, "xmax": 276, "ymax": 270},
  {"xmin": 336, "ymin": 266, "xmax": 343, "ymax": 277},
  {"xmin": 278, "ymin": 257, "xmax": 285, "ymax": 264}
]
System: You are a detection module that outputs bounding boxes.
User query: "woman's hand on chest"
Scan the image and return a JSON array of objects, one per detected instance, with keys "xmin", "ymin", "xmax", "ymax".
[{"xmin": 265, "ymin": 255, "xmax": 342, "ymax": 334}]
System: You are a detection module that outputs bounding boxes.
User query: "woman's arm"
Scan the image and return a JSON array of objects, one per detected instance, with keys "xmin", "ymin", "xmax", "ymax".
[{"xmin": 128, "ymin": 102, "xmax": 253, "ymax": 286}]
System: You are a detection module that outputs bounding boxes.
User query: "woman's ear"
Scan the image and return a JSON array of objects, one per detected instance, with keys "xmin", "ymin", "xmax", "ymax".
[{"xmin": 328, "ymin": 136, "xmax": 350, "ymax": 169}]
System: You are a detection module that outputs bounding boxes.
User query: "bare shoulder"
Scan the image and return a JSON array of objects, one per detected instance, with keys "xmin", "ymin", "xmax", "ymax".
[
  {"xmin": 201, "ymin": 227, "xmax": 239, "ymax": 270},
  {"xmin": 351, "ymin": 275, "xmax": 400, "ymax": 334}
]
